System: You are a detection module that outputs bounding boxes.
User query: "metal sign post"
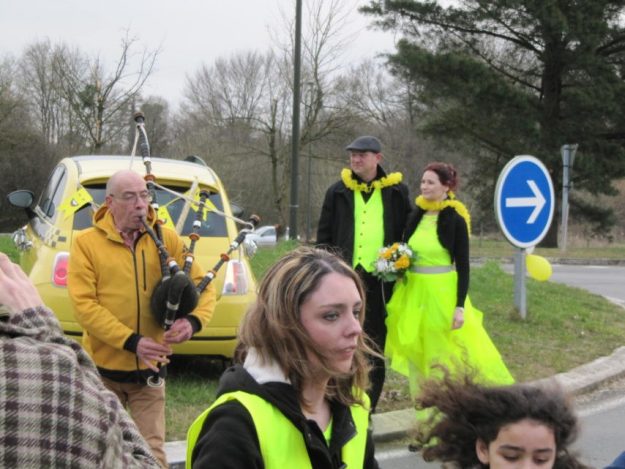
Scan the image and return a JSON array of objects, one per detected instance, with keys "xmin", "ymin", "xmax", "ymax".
[
  {"xmin": 560, "ymin": 144, "xmax": 578, "ymax": 252},
  {"xmin": 494, "ymin": 155, "xmax": 554, "ymax": 319},
  {"xmin": 513, "ymin": 248, "xmax": 526, "ymax": 318}
]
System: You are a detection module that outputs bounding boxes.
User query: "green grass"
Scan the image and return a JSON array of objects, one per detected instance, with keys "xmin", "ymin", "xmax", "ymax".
[
  {"xmin": 165, "ymin": 358, "xmax": 222, "ymax": 438},
  {"xmin": 471, "ymin": 261, "xmax": 625, "ymax": 380},
  {"xmin": 471, "ymin": 235, "xmax": 625, "ymax": 260},
  {"xmin": 376, "ymin": 260, "xmax": 625, "ymax": 413},
  {"xmin": 0, "ymin": 235, "xmax": 18, "ymax": 262},
  {"xmin": 375, "ymin": 265, "xmax": 625, "ymax": 414},
  {"xmin": 3, "ymin": 235, "xmax": 624, "ymax": 440},
  {"xmin": 164, "ymin": 242, "xmax": 625, "ymax": 438},
  {"xmin": 248, "ymin": 239, "xmax": 301, "ymax": 278}
]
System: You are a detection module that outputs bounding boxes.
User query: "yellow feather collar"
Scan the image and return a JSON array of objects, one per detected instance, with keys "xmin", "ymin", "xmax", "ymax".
[
  {"xmin": 415, "ymin": 194, "xmax": 472, "ymax": 235},
  {"xmin": 341, "ymin": 168, "xmax": 403, "ymax": 193}
]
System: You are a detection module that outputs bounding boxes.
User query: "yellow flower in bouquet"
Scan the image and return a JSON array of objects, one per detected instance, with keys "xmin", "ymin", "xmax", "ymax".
[
  {"xmin": 381, "ymin": 248, "xmax": 393, "ymax": 260},
  {"xmin": 372, "ymin": 243, "xmax": 417, "ymax": 282},
  {"xmin": 394, "ymin": 255, "xmax": 410, "ymax": 270}
]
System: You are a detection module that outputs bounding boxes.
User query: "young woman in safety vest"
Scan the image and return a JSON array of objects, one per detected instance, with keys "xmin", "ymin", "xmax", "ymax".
[{"xmin": 187, "ymin": 247, "xmax": 379, "ymax": 468}]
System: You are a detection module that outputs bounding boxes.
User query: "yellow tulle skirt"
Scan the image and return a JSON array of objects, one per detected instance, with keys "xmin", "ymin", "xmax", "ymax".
[{"xmin": 385, "ymin": 270, "xmax": 514, "ymax": 396}]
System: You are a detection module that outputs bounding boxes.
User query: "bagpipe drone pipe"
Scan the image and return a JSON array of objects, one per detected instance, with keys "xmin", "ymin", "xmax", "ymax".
[{"xmin": 132, "ymin": 111, "xmax": 259, "ymax": 387}]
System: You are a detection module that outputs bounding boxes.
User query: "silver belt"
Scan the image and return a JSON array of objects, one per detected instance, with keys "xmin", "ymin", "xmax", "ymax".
[{"xmin": 409, "ymin": 265, "xmax": 454, "ymax": 274}]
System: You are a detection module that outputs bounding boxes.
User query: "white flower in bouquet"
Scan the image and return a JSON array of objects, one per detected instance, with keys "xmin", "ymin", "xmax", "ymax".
[{"xmin": 371, "ymin": 242, "xmax": 417, "ymax": 282}]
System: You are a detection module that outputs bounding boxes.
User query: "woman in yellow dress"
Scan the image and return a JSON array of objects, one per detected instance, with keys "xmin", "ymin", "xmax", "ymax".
[{"xmin": 385, "ymin": 162, "xmax": 513, "ymax": 396}]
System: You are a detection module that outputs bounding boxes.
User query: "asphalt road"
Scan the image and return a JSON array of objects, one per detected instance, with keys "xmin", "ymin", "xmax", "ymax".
[
  {"xmin": 575, "ymin": 377, "xmax": 625, "ymax": 467},
  {"xmin": 548, "ymin": 264, "xmax": 625, "ymax": 305},
  {"xmin": 501, "ymin": 263, "xmax": 625, "ymax": 306}
]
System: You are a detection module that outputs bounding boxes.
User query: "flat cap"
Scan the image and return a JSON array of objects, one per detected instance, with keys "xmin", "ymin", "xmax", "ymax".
[{"xmin": 345, "ymin": 136, "xmax": 382, "ymax": 153}]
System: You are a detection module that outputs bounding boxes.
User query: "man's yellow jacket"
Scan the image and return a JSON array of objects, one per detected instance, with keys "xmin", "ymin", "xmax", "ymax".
[{"xmin": 68, "ymin": 205, "xmax": 216, "ymax": 376}]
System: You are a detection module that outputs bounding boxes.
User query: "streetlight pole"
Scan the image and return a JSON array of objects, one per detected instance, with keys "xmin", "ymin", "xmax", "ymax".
[
  {"xmin": 306, "ymin": 134, "xmax": 312, "ymax": 242},
  {"xmin": 288, "ymin": 0, "xmax": 303, "ymax": 241},
  {"xmin": 305, "ymin": 82, "xmax": 314, "ymax": 242},
  {"xmin": 560, "ymin": 144, "xmax": 578, "ymax": 252}
]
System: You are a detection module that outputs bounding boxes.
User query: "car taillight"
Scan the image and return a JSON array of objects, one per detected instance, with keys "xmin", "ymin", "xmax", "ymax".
[
  {"xmin": 222, "ymin": 260, "xmax": 249, "ymax": 295},
  {"xmin": 53, "ymin": 252, "xmax": 69, "ymax": 287}
]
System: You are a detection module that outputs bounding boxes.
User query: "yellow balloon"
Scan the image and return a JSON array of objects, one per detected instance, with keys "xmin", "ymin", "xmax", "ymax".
[{"xmin": 526, "ymin": 254, "xmax": 552, "ymax": 281}]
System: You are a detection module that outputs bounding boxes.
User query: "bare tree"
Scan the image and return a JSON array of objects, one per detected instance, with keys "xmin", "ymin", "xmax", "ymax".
[
  {"xmin": 332, "ymin": 58, "xmax": 472, "ymax": 210},
  {"xmin": 178, "ymin": 0, "xmax": 360, "ymax": 229},
  {"xmin": 138, "ymin": 96, "xmax": 172, "ymax": 156},
  {"xmin": 0, "ymin": 58, "xmax": 19, "ymax": 127},
  {"xmin": 336, "ymin": 60, "xmax": 410, "ymax": 129},
  {"xmin": 180, "ymin": 50, "xmax": 292, "ymax": 224},
  {"xmin": 0, "ymin": 58, "xmax": 57, "ymax": 231},
  {"xmin": 186, "ymin": 52, "xmax": 271, "ymax": 127},
  {"xmin": 276, "ymin": 0, "xmax": 356, "ymax": 145},
  {"xmin": 52, "ymin": 33, "xmax": 159, "ymax": 153},
  {"xmin": 19, "ymin": 40, "xmax": 62, "ymax": 144},
  {"xmin": 17, "ymin": 40, "xmax": 87, "ymax": 156}
]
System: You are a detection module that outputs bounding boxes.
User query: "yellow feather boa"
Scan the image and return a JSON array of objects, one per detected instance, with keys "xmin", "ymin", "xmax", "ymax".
[
  {"xmin": 415, "ymin": 194, "xmax": 472, "ymax": 235},
  {"xmin": 341, "ymin": 168, "xmax": 403, "ymax": 193}
]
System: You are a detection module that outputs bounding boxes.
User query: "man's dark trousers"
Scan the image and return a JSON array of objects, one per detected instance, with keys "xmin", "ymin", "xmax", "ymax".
[{"xmin": 357, "ymin": 266, "xmax": 392, "ymax": 412}]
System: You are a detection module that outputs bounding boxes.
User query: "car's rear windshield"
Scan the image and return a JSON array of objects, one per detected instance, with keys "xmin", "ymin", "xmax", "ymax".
[{"xmin": 73, "ymin": 184, "xmax": 227, "ymax": 237}]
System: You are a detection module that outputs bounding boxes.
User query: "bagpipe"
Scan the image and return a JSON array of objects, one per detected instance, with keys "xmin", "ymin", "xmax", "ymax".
[{"xmin": 131, "ymin": 111, "xmax": 259, "ymax": 387}]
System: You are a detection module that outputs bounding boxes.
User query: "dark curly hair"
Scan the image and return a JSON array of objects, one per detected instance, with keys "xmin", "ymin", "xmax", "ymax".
[{"xmin": 413, "ymin": 370, "xmax": 590, "ymax": 469}]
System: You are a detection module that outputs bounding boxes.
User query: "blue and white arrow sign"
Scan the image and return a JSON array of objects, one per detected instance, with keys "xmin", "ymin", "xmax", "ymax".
[{"xmin": 495, "ymin": 155, "xmax": 554, "ymax": 248}]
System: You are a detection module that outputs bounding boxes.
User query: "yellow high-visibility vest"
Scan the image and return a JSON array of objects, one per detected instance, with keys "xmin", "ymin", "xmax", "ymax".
[
  {"xmin": 353, "ymin": 189, "xmax": 384, "ymax": 272},
  {"xmin": 186, "ymin": 391, "xmax": 370, "ymax": 468}
]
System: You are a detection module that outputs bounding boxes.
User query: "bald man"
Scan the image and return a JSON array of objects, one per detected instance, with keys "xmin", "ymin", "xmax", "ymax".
[{"xmin": 68, "ymin": 170, "xmax": 216, "ymax": 467}]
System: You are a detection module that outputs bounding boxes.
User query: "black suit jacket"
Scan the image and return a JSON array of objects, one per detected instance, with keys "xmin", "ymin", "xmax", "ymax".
[{"xmin": 316, "ymin": 168, "xmax": 411, "ymax": 264}]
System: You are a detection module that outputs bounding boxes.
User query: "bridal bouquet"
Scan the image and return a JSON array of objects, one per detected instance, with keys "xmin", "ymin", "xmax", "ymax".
[{"xmin": 371, "ymin": 242, "xmax": 417, "ymax": 283}]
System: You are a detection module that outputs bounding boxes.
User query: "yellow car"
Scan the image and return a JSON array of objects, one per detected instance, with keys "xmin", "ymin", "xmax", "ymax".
[{"xmin": 8, "ymin": 155, "xmax": 257, "ymax": 359}]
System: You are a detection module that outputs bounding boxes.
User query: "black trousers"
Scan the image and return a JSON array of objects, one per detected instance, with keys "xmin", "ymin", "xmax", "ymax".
[{"xmin": 356, "ymin": 266, "xmax": 393, "ymax": 412}]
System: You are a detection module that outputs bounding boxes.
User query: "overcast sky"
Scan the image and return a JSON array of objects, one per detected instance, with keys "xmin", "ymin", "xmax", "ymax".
[{"xmin": 0, "ymin": 0, "xmax": 398, "ymax": 109}]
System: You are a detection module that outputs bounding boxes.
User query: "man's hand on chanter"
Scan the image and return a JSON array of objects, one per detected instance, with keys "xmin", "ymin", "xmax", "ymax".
[
  {"xmin": 136, "ymin": 337, "xmax": 173, "ymax": 372},
  {"xmin": 163, "ymin": 317, "xmax": 194, "ymax": 345}
]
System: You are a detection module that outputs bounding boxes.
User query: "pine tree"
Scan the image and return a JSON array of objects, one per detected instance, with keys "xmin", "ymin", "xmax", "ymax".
[{"xmin": 362, "ymin": 0, "xmax": 625, "ymax": 245}]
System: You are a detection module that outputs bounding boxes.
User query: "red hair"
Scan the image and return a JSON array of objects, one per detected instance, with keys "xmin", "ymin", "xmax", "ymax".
[{"xmin": 424, "ymin": 162, "xmax": 459, "ymax": 192}]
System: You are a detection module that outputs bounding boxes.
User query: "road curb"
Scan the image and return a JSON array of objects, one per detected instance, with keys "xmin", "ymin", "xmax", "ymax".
[
  {"xmin": 371, "ymin": 408, "xmax": 416, "ymax": 443},
  {"xmin": 532, "ymin": 345, "xmax": 625, "ymax": 397},
  {"xmin": 165, "ymin": 441, "xmax": 185, "ymax": 469}
]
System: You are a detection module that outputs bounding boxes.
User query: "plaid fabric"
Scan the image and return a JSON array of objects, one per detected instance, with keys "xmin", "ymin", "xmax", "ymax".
[{"xmin": 0, "ymin": 306, "xmax": 160, "ymax": 468}]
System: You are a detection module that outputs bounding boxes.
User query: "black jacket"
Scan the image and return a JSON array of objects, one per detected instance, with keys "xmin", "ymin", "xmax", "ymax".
[
  {"xmin": 191, "ymin": 365, "xmax": 379, "ymax": 469},
  {"xmin": 403, "ymin": 206, "xmax": 470, "ymax": 307},
  {"xmin": 316, "ymin": 167, "xmax": 411, "ymax": 264}
]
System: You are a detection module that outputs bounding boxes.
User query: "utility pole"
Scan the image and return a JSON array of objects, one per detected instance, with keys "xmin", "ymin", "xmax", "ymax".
[
  {"xmin": 560, "ymin": 144, "xmax": 578, "ymax": 252},
  {"xmin": 305, "ymin": 82, "xmax": 314, "ymax": 243},
  {"xmin": 288, "ymin": 0, "xmax": 303, "ymax": 241}
]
